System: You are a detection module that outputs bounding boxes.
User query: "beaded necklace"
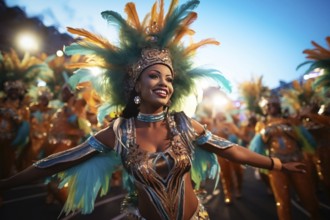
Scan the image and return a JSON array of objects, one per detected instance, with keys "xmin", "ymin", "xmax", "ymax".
[{"xmin": 136, "ymin": 111, "xmax": 165, "ymax": 122}]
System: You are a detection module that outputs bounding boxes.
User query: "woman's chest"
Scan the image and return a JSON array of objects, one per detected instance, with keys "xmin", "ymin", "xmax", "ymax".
[
  {"xmin": 135, "ymin": 126, "xmax": 171, "ymax": 153},
  {"xmin": 122, "ymin": 136, "xmax": 192, "ymax": 181}
]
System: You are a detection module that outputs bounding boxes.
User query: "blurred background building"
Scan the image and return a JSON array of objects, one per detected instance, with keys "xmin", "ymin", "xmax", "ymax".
[{"xmin": 0, "ymin": 0, "xmax": 73, "ymax": 56}]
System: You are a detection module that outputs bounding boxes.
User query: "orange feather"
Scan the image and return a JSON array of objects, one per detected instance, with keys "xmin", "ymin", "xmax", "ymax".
[
  {"xmin": 124, "ymin": 3, "xmax": 141, "ymax": 30},
  {"xmin": 158, "ymin": 0, "xmax": 165, "ymax": 28},
  {"xmin": 184, "ymin": 39, "xmax": 220, "ymax": 56},
  {"xmin": 67, "ymin": 27, "xmax": 115, "ymax": 50},
  {"xmin": 150, "ymin": 1, "xmax": 158, "ymax": 25},
  {"xmin": 172, "ymin": 12, "xmax": 197, "ymax": 43}
]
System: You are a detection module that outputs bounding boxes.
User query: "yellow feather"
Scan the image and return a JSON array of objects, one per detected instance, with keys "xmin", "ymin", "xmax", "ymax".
[
  {"xmin": 304, "ymin": 79, "xmax": 313, "ymax": 94},
  {"xmin": 66, "ymin": 62, "xmax": 109, "ymax": 70},
  {"xmin": 182, "ymin": 12, "xmax": 197, "ymax": 26},
  {"xmin": 141, "ymin": 13, "xmax": 150, "ymax": 29},
  {"xmin": 173, "ymin": 28, "xmax": 195, "ymax": 44},
  {"xmin": 291, "ymin": 80, "xmax": 301, "ymax": 91},
  {"xmin": 67, "ymin": 27, "xmax": 115, "ymax": 50},
  {"xmin": 3, "ymin": 53, "xmax": 13, "ymax": 71},
  {"xmin": 172, "ymin": 12, "xmax": 197, "ymax": 43},
  {"xmin": 150, "ymin": 1, "xmax": 158, "ymax": 26},
  {"xmin": 184, "ymin": 39, "xmax": 220, "ymax": 56},
  {"xmin": 157, "ymin": 0, "xmax": 165, "ymax": 29},
  {"xmin": 70, "ymin": 54, "xmax": 85, "ymax": 63},
  {"xmin": 9, "ymin": 49, "xmax": 21, "ymax": 69},
  {"xmin": 21, "ymin": 53, "xmax": 38, "ymax": 71},
  {"xmin": 124, "ymin": 3, "xmax": 141, "ymax": 30}
]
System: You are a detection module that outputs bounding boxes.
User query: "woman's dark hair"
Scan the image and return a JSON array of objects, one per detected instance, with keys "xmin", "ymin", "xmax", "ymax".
[{"xmin": 121, "ymin": 89, "xmax": 140, "ymax": 119}]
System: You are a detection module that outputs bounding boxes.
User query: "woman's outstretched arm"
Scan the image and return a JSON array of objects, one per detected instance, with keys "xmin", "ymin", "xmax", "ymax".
[
  {"xmin": 0, "ymin": 125, "xmax": 115, "ymax": 190},
  {"xmin": 191, "ymin": 119, "xmax": 306, "ymax": 173}
]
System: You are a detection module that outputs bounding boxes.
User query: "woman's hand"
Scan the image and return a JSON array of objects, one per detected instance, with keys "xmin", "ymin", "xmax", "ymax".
[{"xmin": 281, "ymin": 162, "xmax": 306, "ymax": 173}]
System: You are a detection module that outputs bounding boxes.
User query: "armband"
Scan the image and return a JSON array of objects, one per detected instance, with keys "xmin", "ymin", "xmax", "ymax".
[
  {"xmin": 33, "ymin": 136, "xmax": 110, "ymax": 168},
  {"xmin": 195, "ymin": 130, "xmax": 236, "ymax": 149},
  {"xmin": 196, "ymin": 130, "xmax": 212, "ymax": 145}
]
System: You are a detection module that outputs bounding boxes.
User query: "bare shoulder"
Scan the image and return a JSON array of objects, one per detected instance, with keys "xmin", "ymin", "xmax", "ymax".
[
  {"xmin": 190, "ymin": 118, "xmax": 206, "ymax": 135},
  {"xmin": 94, "ymin": 124, "xmax": 116, "ymax": 149}
]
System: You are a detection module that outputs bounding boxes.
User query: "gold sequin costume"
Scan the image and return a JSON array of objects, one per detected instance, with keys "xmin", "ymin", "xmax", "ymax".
[
  {"xmin": 120, "ymin": 114, "xmax": 193, "ymax": 219},
  {"xmin": 34, "ymin": 111, "xmax": 236, "ymax": 219},
  {"xmin": 254, "ymin": 118, "xmax": 320, "ymax": 220},
  {"xmin": 114, "ymin": 112, "xmax": 234, "ymax": 219}
]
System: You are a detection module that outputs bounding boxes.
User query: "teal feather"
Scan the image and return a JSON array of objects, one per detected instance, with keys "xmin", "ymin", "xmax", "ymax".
[
  {"xmin": 67, "ymin": 68, "xmax": 107, "ymax": 99},
  {"xmin": 25, "ymin": 63, "xmax": 54, "ymax": 83},
  {"xmin": 67, "ymin": 114, "xmax": 77, "ymax": 124},
  {"xmin": 97, "ymin": 103, "xmax": 112, "ymax": 124},
  {"xmin": 170, "ymin": 67, "xmax": 231, "ymax": 110},
  {"xmin": 296, "ymin": 60, "xmax": 313, "ymax": 71},
  {"xmin": 64, "ymin": 43, "xmax": 99, "ymax": 56},
  {"xmin": 101, "ymin": 10, "xmax": 144, "ymax": 48},
  {"xmin": 313, "ymin": 70, "xmax": 330, "ymax": 90},
  {"xmin": 31, "ymin": 111, "xmax": 43, "ymax": 123},
  {"xmin": 191, "ymin": 145, "xmax": 219, "ymax": 191},
  {"xmin": 297, "ymin": 59, "xmax": 330, "ymax": 75},
  {"xmin": 159, "ymin": 0, "xmax": 200, "ymax": 47},
  {"xmin": 65, "ymin": 43, "xmax": 117, "ymax": 64},
  {"xmin": 228, "ymin": 134, "xmax": 239, "ymax": 144},
  {"xmin": 56, "ymin": 151, "xmax": 122, "ymax": 214},
  {"xmin": 187, "ymin": 68, "xmax": 232, "ymax": 93},
  {"xmin": 11, "ymin": 120, "xmax": 30, "ymax": 148},
  {"xmin": 294, "ymin": 126, "xmax": 317, "ymax": 154},
  {"xmin": 68, "ymin": 69, "xmax": 96, "ymax": 88},
  {"xmin": 248, "ymin": 134, "xmax": 267, "ymax": 156},
  {"xmin": 44, "ymin": 54, "xmax": 56, "ymax": 63},
  {"xmin": 121, "ymin": 169, "xmax": 136, "ymax": 194}
]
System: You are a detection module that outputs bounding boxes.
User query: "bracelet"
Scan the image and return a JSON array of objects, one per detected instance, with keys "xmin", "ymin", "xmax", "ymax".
[
  {"xmin": 269, "ymin": 157, "xmax": 274, "ymax": 170},
  {"xmin": 272, "ymin": 157, "xmax": 282, "ymax": 171}
]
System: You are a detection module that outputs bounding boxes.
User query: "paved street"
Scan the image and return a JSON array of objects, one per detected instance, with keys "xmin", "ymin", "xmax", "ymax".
[{"xmin": 1, "ymin": 167, "xmax": 329, "ymax": 220}]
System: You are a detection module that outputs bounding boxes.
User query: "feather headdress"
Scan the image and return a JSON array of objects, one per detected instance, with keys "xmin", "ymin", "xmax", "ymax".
[
  {"xmin": 64, "ymin": 0, "xmax": 231, "ymax": 120},
  {"xmin": 237, "ymin": 76, "xmax": 268, "ymax": 115},
  {"xmin": 0, "ymin": 49, "xmax": 54, "ymax": 93},
  {"xmin": 297, "ymin": 36, "xmax": 330, "ymax": 95},
  {"xmin": 280, "ymin": 79, "xmax": 321, "ymax": 113}
]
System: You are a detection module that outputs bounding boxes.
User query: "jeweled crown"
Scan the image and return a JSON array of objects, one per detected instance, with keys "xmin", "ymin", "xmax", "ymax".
[{"xmin": 127, "ymin": 47, "xmax": 173, "ymax": 93}]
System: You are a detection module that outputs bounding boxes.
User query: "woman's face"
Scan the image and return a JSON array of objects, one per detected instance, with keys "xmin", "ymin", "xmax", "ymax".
[
  {"xmin": 266, "ymin": 102, "xmax": 281, "ymax": 116},
  {"xmin": 135, "ymin": 64, "xmax": 174, "ymax": 112}
]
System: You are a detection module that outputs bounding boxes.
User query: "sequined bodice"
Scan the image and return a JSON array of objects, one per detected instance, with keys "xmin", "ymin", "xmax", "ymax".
[
  {"xmin": 262, "ymin": 119, "xmax": 303, "ymax": 162},
  {"xmin": 119, "ymin": 115, "xmax": 192, "ymax": 220}
]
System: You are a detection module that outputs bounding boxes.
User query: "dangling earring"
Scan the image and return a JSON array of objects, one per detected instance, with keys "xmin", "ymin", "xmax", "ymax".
[{"xmin": 134, "ymin": 96, "xmax": 141, "ymax": 104}]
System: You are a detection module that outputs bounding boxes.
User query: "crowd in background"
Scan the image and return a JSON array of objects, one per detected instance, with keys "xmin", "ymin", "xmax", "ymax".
[{"xmin": 0, "ymin": 35, "xmax": 329, "ymax": 220}]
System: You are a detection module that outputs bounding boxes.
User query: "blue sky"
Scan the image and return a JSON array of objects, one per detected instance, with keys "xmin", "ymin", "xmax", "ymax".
[{"xmin": 5, "ymin": 0, "xmax": 330, "ymax": 97}]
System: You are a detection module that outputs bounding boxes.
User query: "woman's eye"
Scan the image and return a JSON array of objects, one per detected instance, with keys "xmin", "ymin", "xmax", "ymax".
[
  {"xmin": 149, "ymin": 74, "xmax": 158, "ymax": 79},
  {"xmin": 167, "ymin": 78, "xmax": 173, "ymax": 83}
]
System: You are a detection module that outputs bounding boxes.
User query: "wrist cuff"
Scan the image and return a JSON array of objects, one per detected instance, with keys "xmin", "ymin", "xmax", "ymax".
[{"xmin": 272, "ymin": 157, "xmax": 282, "ymax": 171}]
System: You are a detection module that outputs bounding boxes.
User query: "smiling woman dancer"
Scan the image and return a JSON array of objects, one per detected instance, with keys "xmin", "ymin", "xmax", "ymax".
[{"xmin": 0, "ymin": 0, "xmax": 307, "ymax": 219}]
